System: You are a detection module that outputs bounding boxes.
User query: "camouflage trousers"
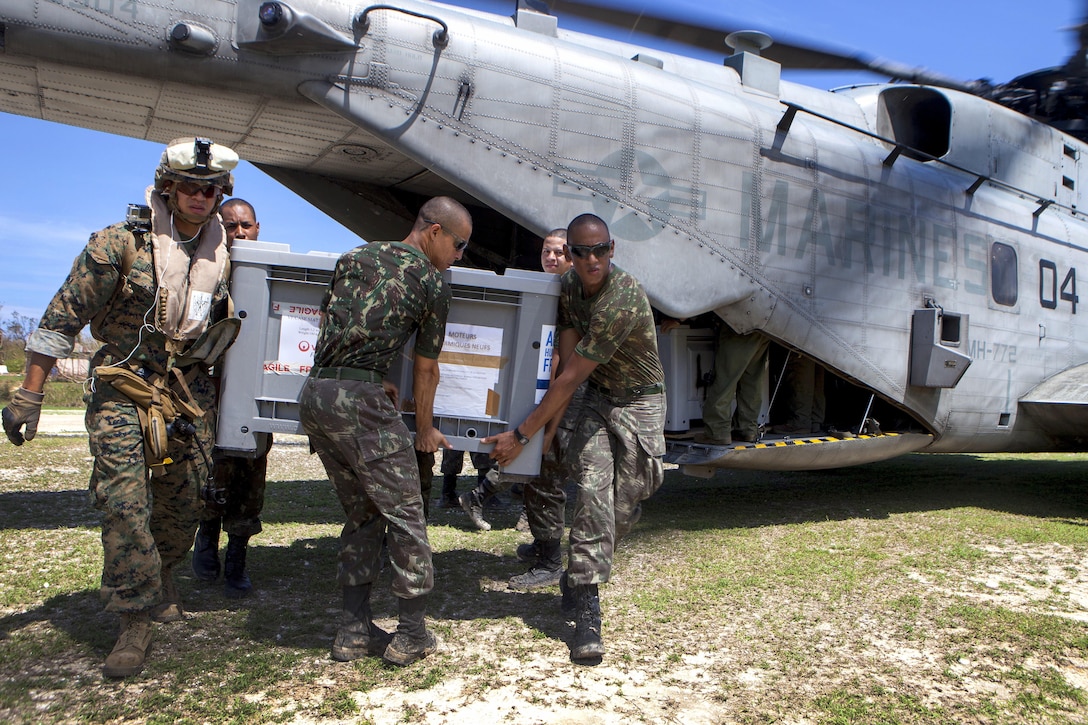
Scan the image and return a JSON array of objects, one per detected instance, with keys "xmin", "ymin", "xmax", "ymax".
[
  {"xmin": 86, "ymin": 376, "xmax": 214, "ymax": 613},
  {"xmin": 204, "ymin": 433, "xmax": 273, "ymax": 537},
  {"xmin": 416, "ymin": 449, "xmax": 435, "ymax": 519},
  {"xmin": 299, "ymin": 377, "xmax": 433, "ymax": 599},
  {"xmin": 567, "ymin": 387, "xmax": 665, "ymax": 586},
  {"xmin": 521, "ymin": 382, "xmax": 586, "ymax": 542}
]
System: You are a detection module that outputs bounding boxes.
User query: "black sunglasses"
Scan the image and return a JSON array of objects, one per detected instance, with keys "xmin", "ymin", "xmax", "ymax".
[
  {"xmin": 176, "ymin": 181, "xmax": 221, "ymax": 198},
  {"xmin": 423, "ymin": 218, "xmax": 470, "ymax": 251},
  {"xmin": 567, "ymin": 241, "xmax": 612, "ymax": 259}
]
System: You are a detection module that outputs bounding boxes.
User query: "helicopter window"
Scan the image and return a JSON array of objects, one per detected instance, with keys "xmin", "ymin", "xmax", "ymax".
[
  {"xmin": 877, "ymin": 88, "xmax": 951, "ymax": 160},
  {"xmin": 991, "ymin": 242, "xmax": 1018, "ymax": 307},
  {"xmin": 1063, "ymin": 176, "xmax": 1075, "ymax": 190},
  {"xmin": 1064, "ymin": 144, "xmax": 1077, "ymax": 160}
]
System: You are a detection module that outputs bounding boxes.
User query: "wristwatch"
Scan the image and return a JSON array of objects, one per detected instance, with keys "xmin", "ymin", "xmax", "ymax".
[{"xmin": 513, "ymin": 427, "xmax": 530, "ymax": 446}]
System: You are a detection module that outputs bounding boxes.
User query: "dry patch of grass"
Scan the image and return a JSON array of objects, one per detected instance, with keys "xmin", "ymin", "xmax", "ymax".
[{"xmin": 1, "ymin": 437, "xmax": 1087, "ymax": 723}]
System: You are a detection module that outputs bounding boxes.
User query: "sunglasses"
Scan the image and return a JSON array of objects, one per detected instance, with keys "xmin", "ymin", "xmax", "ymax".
[
  {"xmin": 175, "ymin": 182, "xmax": 221, "ymax": 198},
  {"xmin": 567, "ymin": 241, "xmax": 612, "ymax": 259},
  {"xmin": 423, "ymin": 218, "xmax": 470, "ymax": 251}
]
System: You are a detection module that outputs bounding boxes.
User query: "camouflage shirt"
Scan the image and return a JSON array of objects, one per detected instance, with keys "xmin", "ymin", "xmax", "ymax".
[
  {"xmin": 557, "ymin": 264, "xmax": 663, "ymax": 392},
  {"xmin": 34, "ymin": 221, "xmax": 230, "ymax": 370},
  {"xmin": 313, "ymin": 241, "xmax": 450, "ymax": 376}
]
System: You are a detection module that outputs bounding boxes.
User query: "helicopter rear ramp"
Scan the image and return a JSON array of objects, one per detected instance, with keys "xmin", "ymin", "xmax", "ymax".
[{"xmin": 666, "ymin": 431, "xmax": 935, "ymax": 474}]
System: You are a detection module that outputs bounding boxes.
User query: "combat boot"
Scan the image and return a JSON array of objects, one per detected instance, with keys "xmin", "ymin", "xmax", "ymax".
[
  {"xmin": 559, "ymin": 570, "xmax": 576, "ymax": 616},
  {"xmin": 383, "ymin": 596, "xmax": 438, "ymax": 666},
  {"xmin": 509, "ymin": 538, "xmax": 562, "ymax": 590},
  {"xmin": 223, "ymin": 534, "xmax": 252, "ymax": 599},
  {"xmin": 192, "ymin": 517, "xmax": 221, "ymax": 582},
  {"xmin": 102, "ymin": 611, "xmax": 153, "ymax": 678},
  {"xmin": 332, "ymin": 584, "xmax": 392, "ymax": 661},
  {"xmin": 570, "ymin": 583, "xmax": 605, "ymax": 663},
  {"xmin": 459, "ymin": 488, "xmax": 491, "ymax": 531},
  {"xmin": 516, "ymin": 539, "xmax": 543, "ymax": 564},
  {"xmin": 151, "ymin": 565, "xmax": 184, "ymax": 623}
]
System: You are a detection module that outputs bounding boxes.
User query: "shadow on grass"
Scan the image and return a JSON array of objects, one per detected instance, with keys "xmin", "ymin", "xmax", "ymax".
[
  {"xmin": 0, "ymin": 490, "xmax": 100, "ymax": 530},
  {"xmin": 0, "ymin": 587, "xmax": 116, "ymax": 663},
  {"xmin": 639, "ymin": 453, "xmax": 1088, "ymax": 534}
]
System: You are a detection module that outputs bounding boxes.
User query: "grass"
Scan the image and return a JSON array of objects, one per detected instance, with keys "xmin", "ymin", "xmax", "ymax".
[
  {"xmin": 0, "ymin": 376, "xmax": 86, "ymax": 408},
  {"xmin": 1, "ymin": 436, "xmax": 1087, "ymax": 723}
]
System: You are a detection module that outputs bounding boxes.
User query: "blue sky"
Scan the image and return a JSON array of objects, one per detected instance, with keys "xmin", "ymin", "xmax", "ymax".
[{"xmin": 0, "ymin": 0, "xmax": 1080, "ymax": 320}]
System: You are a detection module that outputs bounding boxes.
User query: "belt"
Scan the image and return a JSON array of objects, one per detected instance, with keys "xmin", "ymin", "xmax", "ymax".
[
  {"xmin": 588, "ymin": 380, "xmax": 665, "ymax": 398},
  {"xmin": 312, "ymin": 366, "xmax": 383, "ymax": 383}
]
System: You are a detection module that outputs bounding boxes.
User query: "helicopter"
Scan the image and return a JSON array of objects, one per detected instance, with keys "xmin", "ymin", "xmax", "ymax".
[{"xmin": 2, "ymin": 0, "xmax": 1088, "ymax": 473}]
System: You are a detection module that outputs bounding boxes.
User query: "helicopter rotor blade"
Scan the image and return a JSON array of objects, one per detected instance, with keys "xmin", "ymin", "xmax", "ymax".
[{"xmin": 539, "ymin": 0, "xmax": 974, "ymax": 90}]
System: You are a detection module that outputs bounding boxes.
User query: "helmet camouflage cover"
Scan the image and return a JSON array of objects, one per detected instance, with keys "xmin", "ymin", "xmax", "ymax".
[{"xmin": 154, "ymin": 137, "xmax": 238, "ymax": 195}]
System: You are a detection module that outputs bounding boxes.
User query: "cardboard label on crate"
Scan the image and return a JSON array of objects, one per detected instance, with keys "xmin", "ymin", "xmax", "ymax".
[
  {"xmin": 435, "ymin": 323, "xmax": 503, "ymax": 417},
  {"xmin": 268, "ymin": 299, "xmax": 321, "ymax": 372}
]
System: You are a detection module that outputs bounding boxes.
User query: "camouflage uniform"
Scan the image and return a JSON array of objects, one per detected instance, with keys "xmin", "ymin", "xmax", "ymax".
[
  {"xmin": 206, "ymin": 434, "xmax": 273, "ymax": 536},
  {"xmin": 33, "ymin": 219, "xmax": 229, "ymax": 613},
  {"xmin": 522, "ymin": 382, "xmax": 585, "ymax": 541},
  {"xmin": 558, "ymin": 266, "xmax": 666, "ymax": 586},
  {"xmin": 299, "ymin": 241, "xmax": 450, "ymax": 598},
  {"xmin": 702, "ymin": 323, "xmax": 769, "ymax": 441}
]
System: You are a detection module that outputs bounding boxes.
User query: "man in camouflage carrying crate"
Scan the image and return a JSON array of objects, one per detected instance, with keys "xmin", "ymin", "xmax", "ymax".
[
  {"xmin": 299, "ymin": 196, "xmax": 470, "ymax": 667},
  {"xmin": 484, "ymin": 213, "xmax": 667, "ymax": 664},
  {"xmin": 1, "ymin": 137, "xmax": 241, "ymax": 678}
]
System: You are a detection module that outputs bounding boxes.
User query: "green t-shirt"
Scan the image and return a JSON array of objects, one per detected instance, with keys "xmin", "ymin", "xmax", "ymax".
[{"xmin": 557, "ymin": 264, "xmax": 663, "ymax": 392}]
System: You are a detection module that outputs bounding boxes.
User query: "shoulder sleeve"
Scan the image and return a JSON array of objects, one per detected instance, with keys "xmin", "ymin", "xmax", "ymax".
[
  {"xmin": 556, "ymin": 273, "xmax": 574, "ymax": 331},
  {"xmin": 36, "ymin": 225, "xmax": 130, "ymax": 338},
  {"xmin": 413, "ymin": 271, "xmax": 450, "ymax": 360}
]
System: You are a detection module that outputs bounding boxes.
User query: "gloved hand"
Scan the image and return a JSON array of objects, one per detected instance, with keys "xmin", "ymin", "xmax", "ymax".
[
  {"xmin": 176, "ymin": 318, "xmax": 241, "ymax": 367},
  {"xmin": 2, "ymin": 387, "xmax": 45, "ymax": 446}
]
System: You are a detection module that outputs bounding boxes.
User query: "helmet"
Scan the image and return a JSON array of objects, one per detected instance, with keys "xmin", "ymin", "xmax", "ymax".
[{"xmin": 154, "ymin": 137, "xmax": 238, "ymax": 195}]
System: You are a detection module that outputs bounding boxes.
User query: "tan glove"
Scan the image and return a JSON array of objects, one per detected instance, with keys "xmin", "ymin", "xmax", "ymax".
[
  {"xmin": 2, "ymin": 387, "xmax": 45, "ymax": 445},
  {"xmin": 175, "ymin": 318, "xmax": 241, "ymax": 367}
]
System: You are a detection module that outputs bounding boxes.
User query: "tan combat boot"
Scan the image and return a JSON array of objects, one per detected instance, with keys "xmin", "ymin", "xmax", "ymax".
[
  {"xmin": 103, "ymin": 611, "xmax": 153, "ymax": 678},
  {"xmin": 151, "ymin": 565, "xmax": 184, "ymax": 623}
]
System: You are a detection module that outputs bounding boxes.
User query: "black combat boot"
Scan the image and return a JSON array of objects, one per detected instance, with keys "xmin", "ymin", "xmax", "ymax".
[
  {"xmin": 516, "ymin": 538, "xmax": 543, "ymax": 564},
  {"xmin": 331, "ymin": 584, "xmax": 391, "ymax": 661},
  {"xmin": 509, "ymin": 538, "xmax": 562, "ymax": 590},
  {"xmin": 383, "ymin": 596, "xmax": 438, "ymax": 666},
  {"xmin": 570, "ymin": 583, "xmax": 605, "ymax": 663},
  {"xmin": 559, "ymin": 570, "xmax": 576, "ymax": 616},
  {"xmin": 191, "ymin": 518, "xmax": 221, "ymax": 582},
  {"xmin": 223, "ymin": 534, "xmax": 252, "ymax": 599}
]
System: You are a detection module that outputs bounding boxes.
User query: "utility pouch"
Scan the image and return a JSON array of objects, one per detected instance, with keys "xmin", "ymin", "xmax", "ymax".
[{"xmin": 94, "ymin": 364, "xmax": 204, "ymax": 467}]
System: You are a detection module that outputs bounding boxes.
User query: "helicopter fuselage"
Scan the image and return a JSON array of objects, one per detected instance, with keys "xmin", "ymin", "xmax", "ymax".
[{"xmin": 2, "ymin": 0, "xmax": 1087, "ymax": 468}]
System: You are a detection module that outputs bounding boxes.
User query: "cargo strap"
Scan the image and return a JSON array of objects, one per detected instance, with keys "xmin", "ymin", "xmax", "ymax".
[
  {"xmin": 312, "ymin": 367, "xmax": 383, "ymax": 383},
  {"xmin": 588, "ymin": 380, "xmax": 665, "ymax": 399}
]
